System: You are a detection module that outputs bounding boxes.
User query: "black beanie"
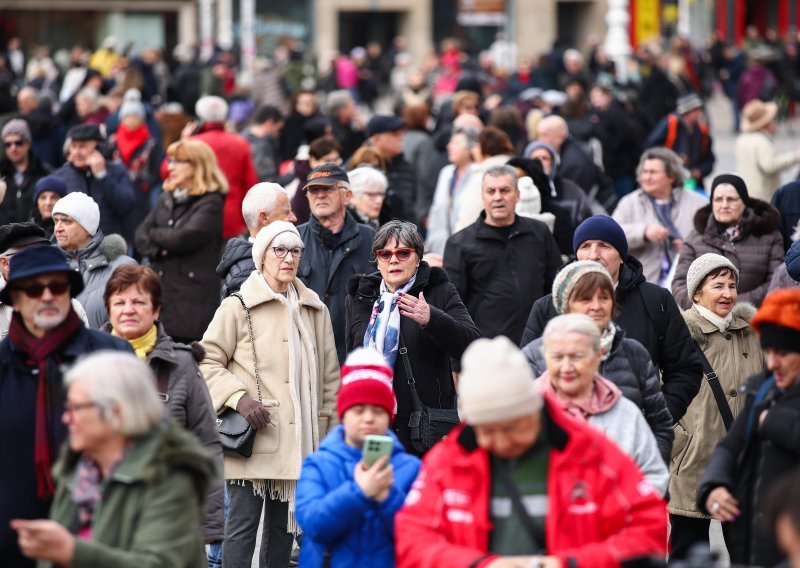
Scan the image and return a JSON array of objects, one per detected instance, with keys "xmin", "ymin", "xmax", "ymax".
[{"xmin": 710, "ymin": 174, "xmax": 750, "ymax": 206}]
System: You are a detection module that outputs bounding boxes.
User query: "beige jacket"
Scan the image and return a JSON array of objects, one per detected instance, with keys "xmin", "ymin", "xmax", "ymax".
[
  {"xmin": 612, "ymin": 187, "xmax": 708, "ymax": 284},
  {"xmin": 668, "ymin": 304, "xmax": 763, "ymax": 517},
  {"xmin": 200, "ymin": 271, "xmax": 340, "ymax": 481},
  {"xmin": 735, "ymin": 130, "xmax": 800, "ymax": 202}
]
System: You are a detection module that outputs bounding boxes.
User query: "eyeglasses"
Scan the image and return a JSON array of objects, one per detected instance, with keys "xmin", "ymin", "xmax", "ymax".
[
  {"xmin": 306, "ymin": 184, "xmax": 347, "ymax": 195},
  {"xmin": 375, "ymin": 248, "xmax": 415, "ymax": 262},
  {"xmin": 12, "ymin": 280, "xmax": 70, "ymax": 298},
  {"xmin": 168, "ymin": 158, "xmax": 190, "ymax": 165},
  {"xmin": 272, "ymin": 246, "xmax": 304, "ymax": 259},
  {"xmin": 3, "ymin": 140, "xmax": 26, "ymax": 148},
  {"xmin": 63, "ymin": 400, "xmax": 98, "ymax": 416}
]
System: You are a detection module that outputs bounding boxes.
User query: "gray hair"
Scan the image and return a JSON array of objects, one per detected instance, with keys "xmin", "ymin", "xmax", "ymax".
[
  {"xmin": 636, "ymin": 147, "xmax": 686, "ymax": 187},
  {"xmin": 241, "ymin": 183, "xmax": 287, "ymax": 231},
  {"xmin": 483, "ymin": 164, "xmax": 518, "ymax": 187},
  {"xmin": 542, "ymin": 313, "xmax": 601, "ymax": 352},
  {"xmin": 271, "ymin": 230, "xmax": 304, "ymax": 249},
  {"xmin": 65, "ymin": 351, "xmax": 164, "ymax": 437},
  {"xmin": 76, "ymin": 87, "xmax": 100, "ymax": 108},
  {"xmin": 372, "ymin": 220, "xmax": 424, "ymax": 259},
  {"xmin": 452, "ymin": 126, "xmax": 479, "ymax": 149},
  {"xmin": 348, "ymin": 166, "xmax": 388, "ymax": 197},
  {"xmin": 195, "ymin": 95, "xmax": 229, "ymax": 122},
  {"xmin": 325, "ymin": 90, "xmax": 353, "ymax": 117}
]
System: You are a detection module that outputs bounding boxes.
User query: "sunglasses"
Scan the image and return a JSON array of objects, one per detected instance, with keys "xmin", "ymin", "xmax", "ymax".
[
  {"xmin": 375, "ymin": 248, "xmax": 415, "ymax": 262},
  {"xmin": 4, "ymin": 140, "xmax": 26, "ymax": 148},
  {"xmin": 12, "ymin": 280, "xmax": 70, "ymax": 298}
]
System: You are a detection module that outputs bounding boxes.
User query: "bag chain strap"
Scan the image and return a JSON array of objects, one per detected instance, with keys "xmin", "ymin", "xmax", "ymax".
[{"xmin": 234, "ymin": 294, "xmax": 263, "ymax": 404}]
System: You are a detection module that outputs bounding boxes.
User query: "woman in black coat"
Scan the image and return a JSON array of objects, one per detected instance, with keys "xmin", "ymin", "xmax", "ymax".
[
  {"xmin": 345, "ymin": 220, "xmax": 481, "ymax": 455},
  {"xmin": 697, "ymin": 289, "xmax": 800, "ymax": 567},
  {"xmin": 134, "ymin": 139, "xmax": 225, "ymax": 343}
]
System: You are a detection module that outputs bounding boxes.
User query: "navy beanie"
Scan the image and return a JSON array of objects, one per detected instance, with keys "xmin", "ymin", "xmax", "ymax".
[
  {"xmin": 573, "ymin": 216, "xmax": 628, "ymax": 259},
  {"xmin": 786, "ymin": 240, "xmax": 800, "ymax": 282}
]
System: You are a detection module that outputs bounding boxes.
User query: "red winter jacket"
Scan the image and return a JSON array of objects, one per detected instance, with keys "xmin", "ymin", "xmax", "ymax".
[
  {"xmin": 193, "ymin": 123, "xmax": 258, "ymax": 239},
  {"xmin": 395, "ymin": 396, "xmax": 668, "ymax": 568}
]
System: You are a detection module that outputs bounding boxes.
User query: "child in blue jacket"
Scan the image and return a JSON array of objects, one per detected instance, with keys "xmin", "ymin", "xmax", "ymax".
[{"xmin": 296, "ymin": 348, "xmax": 421, "ymax": 567}]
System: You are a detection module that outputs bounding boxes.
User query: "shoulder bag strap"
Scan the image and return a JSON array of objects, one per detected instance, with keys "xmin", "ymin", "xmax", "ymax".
[
  {"xmin": 697, "ymin": 349, "xmax": 734, "ymax": 431},
  {"xmin": 493, "ymin": 458, "xmax": 546, "ymax": 546},
  {"xmin": 232, "ymin": 293, "xmax": 263, "ymax": 404},
  {"xmin": 399, "ymin": 332, "xmax": 425, "ymax": 412}
]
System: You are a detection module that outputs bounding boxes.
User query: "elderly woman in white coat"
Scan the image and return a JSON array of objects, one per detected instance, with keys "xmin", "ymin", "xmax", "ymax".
[
  {"xmin": 201, "ymin": 221, "xmax": 340, "ymax": 568},
  {"xmin": 535, "ymin": 313, "xmax": 669, "ymax": 495}
]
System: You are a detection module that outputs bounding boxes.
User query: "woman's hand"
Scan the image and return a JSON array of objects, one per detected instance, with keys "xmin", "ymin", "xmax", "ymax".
[
  {"xmin": 706, "ymin": 486, "xmax": 740, "ymax": 522},
  {"xmin": 398, "ymin": 291, "xmax": 430, "ymax": 326},
  {"xmin": 353, "ymin": 455, "xmax": 394, "ymax": 501},
  {"xmin": 236, "ymin": 394, "xmax": 271, "ymax": 430},
  {"xmin": 11, "ymin": 519, "xmax": 75, "ymax": 565}
]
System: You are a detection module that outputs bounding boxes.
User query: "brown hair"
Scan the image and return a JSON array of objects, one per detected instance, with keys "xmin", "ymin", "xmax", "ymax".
[
  {"xmin": 105, "ymin": 265, "xmax": 164, "ymax": 312},
  {"xmin": 309, "ymin": 136, "xmax": 341, "ymax": 160},
  {"xmin": 567, "ymin": 272, "xmax": 619, "ymax": 316},
  {"xmin": 478, "ymin": 126, "xmax": 514, "ymax": 157},
  {"xmin": 349, "ymin": 146, "xmax": 387, "ymax": 172},
  {"xmin": 163, "ymin": 139, "xmax": 229, "ymax": 195},
  {"xmin": 402, "ymin": 103, "xmax": 430, "ymax": 131}
]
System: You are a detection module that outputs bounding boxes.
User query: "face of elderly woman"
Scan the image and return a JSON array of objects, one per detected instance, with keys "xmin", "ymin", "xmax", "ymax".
[
  {"xmin": 693, "ymin": 270, "xmax": 737, "ymax": 318},
  {"xmin": 262, "ymin": 239, "xmax": 303, "ymax": 293},
  {"xmin": 167, "ymin": 156, "xmax": 195, "ymax": 188},
  {"xmin": 543, "ymin": 332, "xmax": 602, "ymax": 401},
  {"xmin": 376, "ymin": 237, "xmax": 419, "ymax": 293},
  {"xmin": 567, "ymin": 288, "xmax": 613, "ymax": 331},
  {"xmin": 639, "ymin": 158, "xmax": 674, "ymax": 200},
  {"xmin": 109, "ymin": 285, "xmax": 160, "ymax": 340},
  {"xmin": 712, "ymin": 184, "xmax": 746, "ymax": 226},
  {"xmin": 63, "ymin": 380, "xmax": 117, "ymax": 453},
  {"xmin": 353, "ymin": 183, "xmax": 385, "ymax": 221}
]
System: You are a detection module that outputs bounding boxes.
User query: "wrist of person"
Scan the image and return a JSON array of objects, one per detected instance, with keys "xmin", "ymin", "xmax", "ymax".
[{"xmin": 94, "ymin": 169, "xmax": 107, "ymax": 179}]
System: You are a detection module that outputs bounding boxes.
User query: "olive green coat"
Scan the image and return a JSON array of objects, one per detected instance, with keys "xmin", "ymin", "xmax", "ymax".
[
  {"xmin": 44, "ymin": 420, "xmax": 215, "ymax": 568},
  {"xmin": 668, "ymin": 304, "xmax": 763, "ymax": 518}
]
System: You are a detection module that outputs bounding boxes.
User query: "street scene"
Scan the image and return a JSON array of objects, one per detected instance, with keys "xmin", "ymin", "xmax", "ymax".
[{"xmin": 1, "ymin": 0, "xmax": 800, "ymax": 567}]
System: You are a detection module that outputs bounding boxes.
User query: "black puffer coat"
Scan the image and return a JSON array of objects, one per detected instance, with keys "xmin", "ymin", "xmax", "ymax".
[
  {"xmin": 0, "ymin": 152, "xmax": 51, "ymax": 226},
  {"xmin": 697, "ymin": 372, "xmax": 800, "ymax": 567},
  {"xmin": 134, "ymin": 191, "xmax": 224, "ymax": 342},
  {"xmin": 345, "ymin": 262, "xmax": 481, "ymax": 454},
  {"xmin": 520, "ymin": 255, "xmax": 703, "ymax": 423},
  {"xmin": 523, "ymin": 328, "xmax": 674, "ymax": 462},
  {"xmin": 215, "ymin": 236, "xmax": 254, "ymax": 299}
]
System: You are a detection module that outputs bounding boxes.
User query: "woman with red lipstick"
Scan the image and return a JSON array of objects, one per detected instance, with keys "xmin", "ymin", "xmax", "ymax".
[
  {"xmin": 669, "ymin": 253, "xmax": 763, "ymax": 560},
  {"xmin": 672, "ymin": 173, "xmax": 784, "ymax": 310},
  {"xmin": 698, "ymin": 288, "xmax": 800, "ymax": 567}
]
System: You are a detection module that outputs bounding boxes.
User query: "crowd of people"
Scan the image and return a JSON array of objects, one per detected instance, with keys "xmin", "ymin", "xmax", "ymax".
[{"xmin": 1, "ymin": 26, "xmax": 800, "ymax": 568}]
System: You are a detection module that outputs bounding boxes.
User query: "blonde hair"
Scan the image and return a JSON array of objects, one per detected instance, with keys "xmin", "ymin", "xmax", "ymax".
[{"xmin": 163, "ymin": 139, "xmax": 229, "ymax": 195}]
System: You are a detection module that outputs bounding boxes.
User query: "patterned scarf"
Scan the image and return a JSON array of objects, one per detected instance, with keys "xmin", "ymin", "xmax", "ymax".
[
  {"xmin": 363, "ymin": 273, "xmax": 417, "ymax": 367},
  {"xmin": 725, "ymin": 224, "xmax": 742, "ymax": 243},
  {"xmin": 72, "ymin": 453, "xmax": 123, "ymax": 537},
  {"xmin": 599, "ymin": 322, "xmax": 616, "ymax": 361},
  {"xmin": 8, "ymin": 308, "xmax": 83, "ymax": 499}
]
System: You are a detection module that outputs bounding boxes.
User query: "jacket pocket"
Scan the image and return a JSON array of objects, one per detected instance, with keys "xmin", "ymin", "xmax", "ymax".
[
  {"xmin": 256, "ymin": 400, "xmax": 280, "ymax": 454},
  {"xmin": 670, "ymin": 422, "xmax": 692, "ymax": 474}
]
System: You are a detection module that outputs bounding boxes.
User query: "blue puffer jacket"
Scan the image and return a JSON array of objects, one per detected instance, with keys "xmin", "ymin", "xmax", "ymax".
[{"xmin": 296, "ymin": 425, "xmax": 421, "ymax": 568}]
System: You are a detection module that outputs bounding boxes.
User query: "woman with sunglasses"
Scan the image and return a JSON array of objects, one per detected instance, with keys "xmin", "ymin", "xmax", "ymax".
[
  {"xmin": 134, "ymin": 139, "xmax": 225, "ymax": 344},
  {"xmin": 201, "ymin": 221, "xmax": 340, "ymax": 568},
  {"xmin": 345, "ymin": 220, "xmax": 481, "ymax": 455}
]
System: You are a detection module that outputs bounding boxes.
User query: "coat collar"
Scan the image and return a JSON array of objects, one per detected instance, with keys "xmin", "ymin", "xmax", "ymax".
[
  {"xmin": 238, "ymin": 270, "xmax": 324, "ymax": 310},
  {"xmin": 473, "ymin": 212, "xmax": 531, "ymax": 240},
  {"xmin": 683, "ymin": 303, "xmax": 757, "ymax": 341}
]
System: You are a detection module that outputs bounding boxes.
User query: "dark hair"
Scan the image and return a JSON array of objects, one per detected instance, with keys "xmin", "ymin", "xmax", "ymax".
[
  {"xmin": 253, "ymin": 105, "xmax": 283, "ymax": 125},
  {"xmin": 402, "ymin": 104, "xmax": 430, "ymax": 131},
  {"xmin": 309, "ymin": 136, "xmax": 341, "ymax": 160},
  {"xmin": 694, "ymin": 267, "xmax": 739, "ymax": 299},
  {"xmin": 104, "ymin": 264, "xmax": 163, "ymax": 312},
  {"xmin": 372, "ymin": 220, "xmax": 424, "ymax": 259},
  {"xmin": 568, "ymin": 272, "xmax": 620, "ymax": 317},
  {"xmin": 479, "ymin": 126, "xmax": 514, "ymax": 157}
]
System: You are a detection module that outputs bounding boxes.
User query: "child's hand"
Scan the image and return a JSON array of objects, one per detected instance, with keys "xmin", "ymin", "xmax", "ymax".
[{"xmin": 354, "ymin": 455, "xmax": 394, "ymax": 501}]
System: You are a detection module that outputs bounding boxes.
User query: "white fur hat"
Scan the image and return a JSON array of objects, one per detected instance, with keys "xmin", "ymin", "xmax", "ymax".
[
  {"xmin": 252, "ymin": 221, "xmax": 302, "ymax": 268},
  {"xmin": 52, "ymin": 192, "xmax": 100, "ymax": 236}
]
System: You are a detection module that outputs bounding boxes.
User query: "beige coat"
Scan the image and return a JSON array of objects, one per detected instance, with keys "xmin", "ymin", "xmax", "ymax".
[
  {"xmin": 612, "ymin": 187, "xmax": 708, "ymax": 284},
  {"xmin": 200, "ymin": 271, "xmax": 340, "ymax": 481},
  {"xmin": 735, "ymin": 130, "xmax": 800, "ymax": 202},
  {"xmin": 668, "ymin": 304, "xmax": 763, "ymax": 517}
]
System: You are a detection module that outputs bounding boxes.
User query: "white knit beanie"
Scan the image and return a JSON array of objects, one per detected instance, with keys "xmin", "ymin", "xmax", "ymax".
[
  {"xmin": 686, "ymin": 253, "xmax": 739, "ymax": 301},
  {"xmin": 252, "ymin": 221, "xmax": 302, "ymax": 268},
  {"xmin": 458, "ymin": 336, "xmax": 543, "ymax": 425},
  {"xmin": 52, "ymin": 192, "xmax": 100, "ymax": 236}
]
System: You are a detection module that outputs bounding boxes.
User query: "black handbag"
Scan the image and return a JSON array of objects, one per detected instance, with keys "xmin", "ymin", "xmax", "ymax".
[
  {"xmin": 399, "ymin": 334, "xmax": 460, "ymax": 454},
  {"xmin": 217, "ymin": 293, "xmax": 264, "ymax": 458}
]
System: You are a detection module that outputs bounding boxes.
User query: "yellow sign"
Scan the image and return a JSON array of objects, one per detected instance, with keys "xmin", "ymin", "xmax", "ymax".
[{"xmin": 635, "ymin": 0, "xmax": 661, "ymax": 46}]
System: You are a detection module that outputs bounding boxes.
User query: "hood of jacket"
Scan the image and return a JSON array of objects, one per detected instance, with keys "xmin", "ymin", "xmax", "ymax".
[
  {"xmin": 215, "ymin": 237, "xmax": 253, "ymax": 277},
  {"xmin": 346, "ymin": 261, "xmax": 450, "ymax": 299},
  {"xmin": 682, "ymin": 302, "xmax": 757, "ymax": 345},
  {"xmin": 693, "ymin": 198, "xmax": 781, "ymax": 237},
  {"xmin": 317, "ymin": 424, "xmax": 407, "ymax": 463},
  {"xmin": 238, "ymin": 268, "xmax": 325, "ymax": 311}
]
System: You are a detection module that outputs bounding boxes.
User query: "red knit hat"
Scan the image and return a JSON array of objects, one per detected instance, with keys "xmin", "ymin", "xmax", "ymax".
[
  {"xmin": 337, "ymin": 348, "xmax": 397, "ymax": 420},
  {"xmin": 751, "ymin": 289, "xmax": 800, "ymax": 353}
]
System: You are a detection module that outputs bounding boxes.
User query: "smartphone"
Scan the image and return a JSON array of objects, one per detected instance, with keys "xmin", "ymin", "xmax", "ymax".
[{"xmin": 362, "ymin": 435, "xmax": 393, "ymax": 468}]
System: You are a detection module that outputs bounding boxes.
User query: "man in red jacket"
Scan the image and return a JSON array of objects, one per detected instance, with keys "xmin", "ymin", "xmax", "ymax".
[
  {"xmin": 395, "ymin": 336, "xmax": 668, "ymax": 568},
  {"xmin": 185, "ymin": 96, "xmax": 258, "ymax": 239}
]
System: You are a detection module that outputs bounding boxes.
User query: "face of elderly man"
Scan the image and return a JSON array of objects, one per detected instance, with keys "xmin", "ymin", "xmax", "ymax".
[
  {"xmin": 473, "ymin": 414, "xmax": 542, "ymax": 460},
  {"xmin": 9, "ymin": 272, "xmax": 72, "ymax": 337}
]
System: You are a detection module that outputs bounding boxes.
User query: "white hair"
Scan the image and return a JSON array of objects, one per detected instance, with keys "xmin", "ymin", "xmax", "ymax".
[
  {"xmin": 542, "ymin": 313, "xmax": 601, "ymax": 352},
  {"xmin": 65, "ymin": 351, "xmax": 164, "ymax": 437},
  {"xmin": 348, "ymin": 166, "xmax": 388, "ymax": 197},
  {"xmin": 563, "ymin": 49, "xmax": 584, "ymax": 65},
  {"xmin": 242, "ymin": 183, "xmax": 287, "ymax": 231},
  {"xmin": 195, "ymin": 96, "xmax": 229, "ymax": 122},
  {"xmin": 271, "ymin": 230, "xmax": 304, "ymax": 249}
]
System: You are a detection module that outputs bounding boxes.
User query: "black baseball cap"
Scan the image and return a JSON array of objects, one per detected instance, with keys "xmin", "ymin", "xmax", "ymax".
[
  {"xmin": 366, "ymin": 115, "xmax": 405, "ymax": 137},
  {"xmin": 306, "ymin": 163, "xmax": 349, "ymax": 187},
  {"xmin": 66, "ymin": 123, "xmax": 104, "ymax": 142}
]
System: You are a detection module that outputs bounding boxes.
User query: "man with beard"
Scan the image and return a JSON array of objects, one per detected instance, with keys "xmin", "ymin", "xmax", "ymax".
[{"xmin": 0, "ymin": 245, "xmax": 131, "ymax": 567}]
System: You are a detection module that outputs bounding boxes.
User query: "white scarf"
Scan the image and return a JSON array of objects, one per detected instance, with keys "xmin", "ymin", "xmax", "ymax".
[
  {"xmin": 364, "ymin": 273, "xmax": 417, "ymax": 367},
  {"xmin": 693, "ymin": 303, "xmax": 733, "ymax": 333}
]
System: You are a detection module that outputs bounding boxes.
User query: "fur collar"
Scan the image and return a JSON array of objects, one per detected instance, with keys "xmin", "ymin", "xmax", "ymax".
[
  {"xmin": 682, "ymin": 303, "xmax": 757, "ymax": 345},
  {"xmin": 693, "ymin": 198, "xmax": 780, "ymax": 237}
]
